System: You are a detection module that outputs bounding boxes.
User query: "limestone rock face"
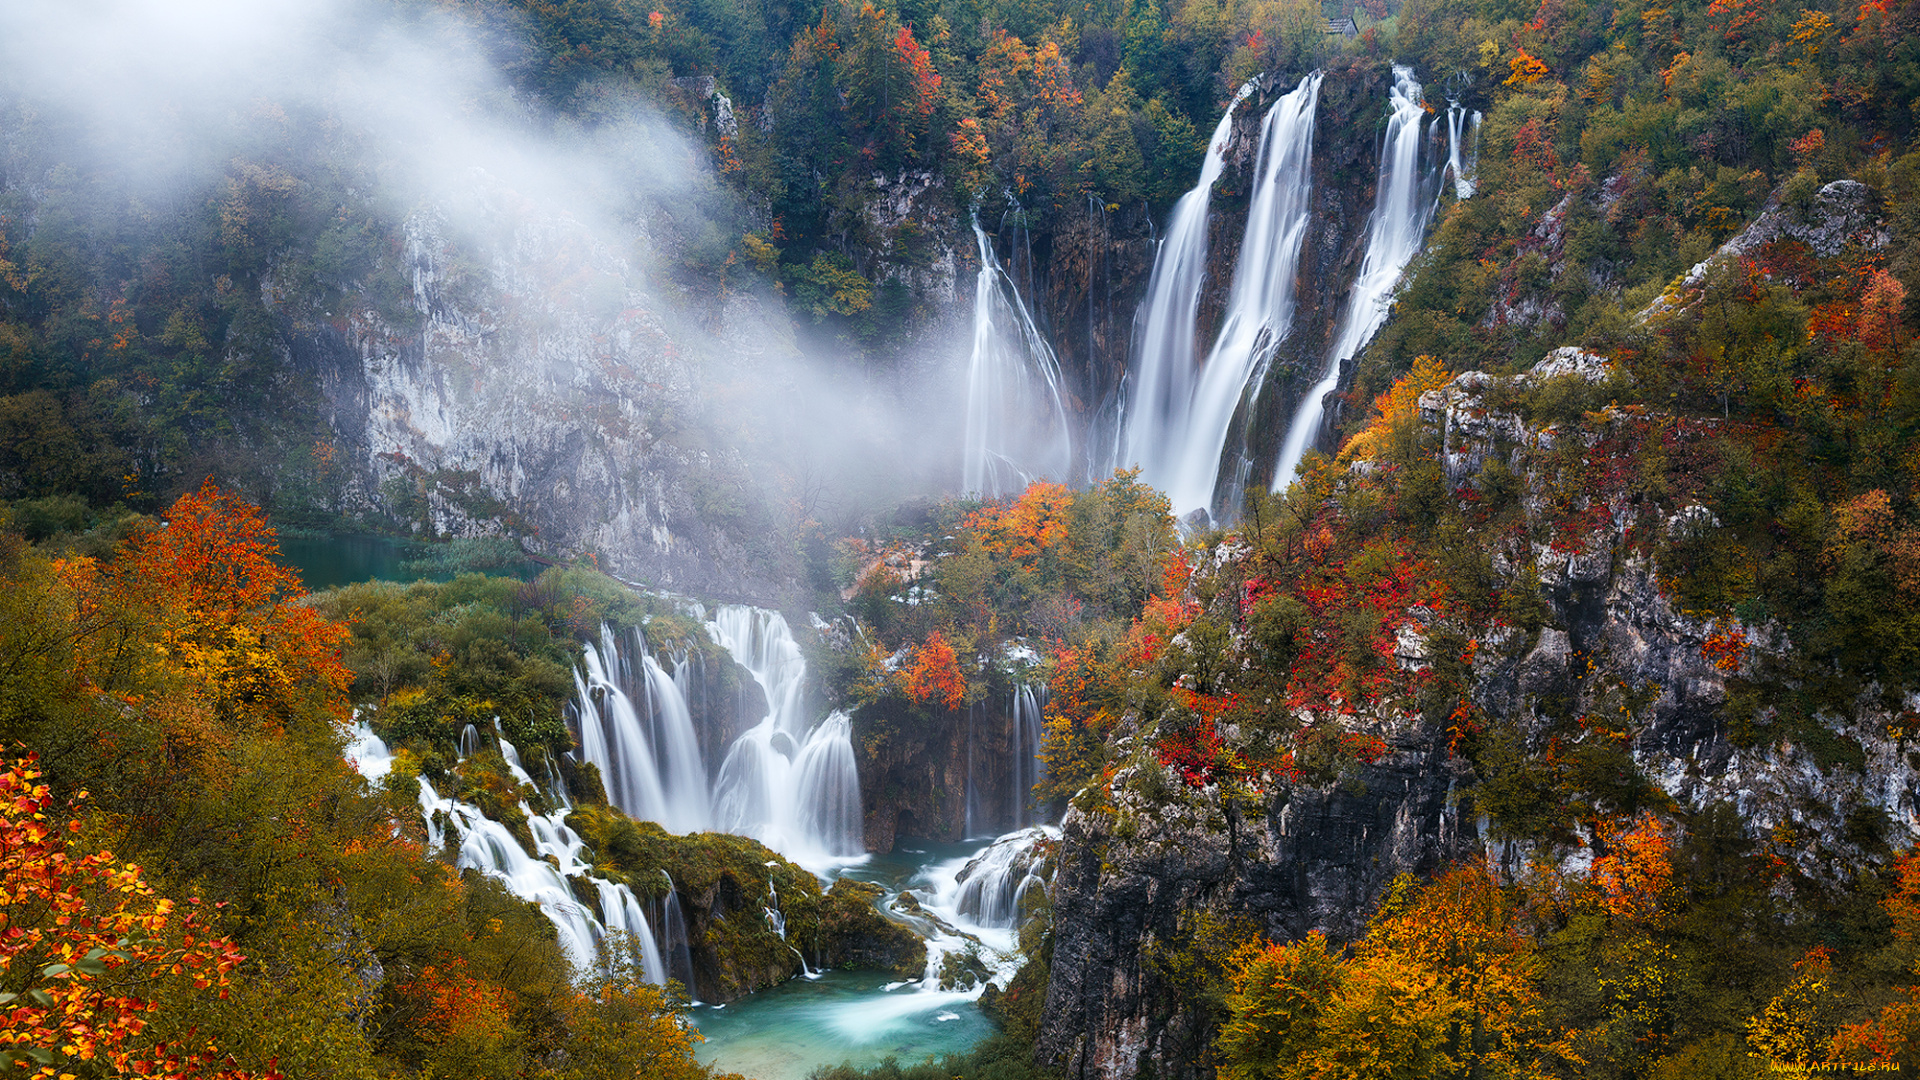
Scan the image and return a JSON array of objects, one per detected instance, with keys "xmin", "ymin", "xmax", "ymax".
[
  {"xmin": 296, "ymin": 177, "xmax": 810, "ymax": 602},
  {"xmin": 1642, "ymin": 179, "xmax": 1889, "ymax": 321}
]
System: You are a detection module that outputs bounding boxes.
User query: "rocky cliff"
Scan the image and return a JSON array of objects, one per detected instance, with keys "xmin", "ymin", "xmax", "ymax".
[
  {"xmin": 286, "ymin": 177, "xmax": 818, "ymax": 602},
  {"xmin": 1034, "ymin": 345, "xmax": 1920, "ymax": 1079}
]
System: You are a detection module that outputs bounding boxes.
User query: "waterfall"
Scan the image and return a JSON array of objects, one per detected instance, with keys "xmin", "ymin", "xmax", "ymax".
[
  {"xmin": 1160, "ymin": 73, "xmax": 1324, "ymax": 519},
  {"xmin": 346, "ymin": 721, "xmax": 668, "ymax": 982},
  {"xmin": 573, "ymin": 627, "xmax": 711, "ymax": 835},
  {"xmin": 1272, "ymin": 65, "xmax": 1441, "ymax": 492},
  {"xmin": 660, "ymin": 871, "xmax": 698, "ymax": 999},
  {"xmin": 597, "ymin": 877, "xmax": 670, "ymax": 985},
  {"xmin": 1446, "ymin": 101, "xmax": 1481, "ymax": 199},
  {"xmin": 569, "ymin": 607, "xmax": 865, "ymax": 873},
  {"xmin": 1008, "ymin": 684, "xmax": 1046, "ymax": 830},
  {"xmin": 943, "ymin": 827, "xmax": 1056, "ymax": 930},
  {"xmin": 1118, "ymin": 79, "xmax": 1260, "ymax": 492},
  {"xmin": 705, "ymin": 605, "xmax": 867, "ymax": 870},
  {"xmin": 964, "ymin": 699, "xmax": 980, "ymax": 838},
  {"xmin": 962, "ymin": 219, "xmax": 1073, "ymax": 497}
]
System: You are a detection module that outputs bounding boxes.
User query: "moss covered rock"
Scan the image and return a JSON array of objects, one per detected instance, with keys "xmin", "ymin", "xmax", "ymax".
[{"xmin": 566, "ymin": 805, "xmax": 924, "ymax": 1001}]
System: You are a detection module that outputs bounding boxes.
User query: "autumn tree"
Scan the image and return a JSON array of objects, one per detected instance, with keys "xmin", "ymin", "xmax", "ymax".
[
  {"xmin": 903, "ymin": 630, "xmax": 966, "ymax": 710},
  {"xmin": 58, "ymin": 480, "xmax": 352, "ymax": 753},
  {"xmin": 0, "ymin": 757, "xmax": 269, "ymax": 1080},
  {"xmin": 1217, "ymin": 867, "xmax": 1575, "ymax": 1080}
]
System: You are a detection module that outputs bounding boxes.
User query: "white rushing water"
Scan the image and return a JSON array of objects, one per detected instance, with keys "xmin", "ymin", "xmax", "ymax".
[
  {"xmin": 1118, "ymin": 79, "xmax": 1261, "ymax": 495},
  {"xmin": 1160, "ymin": 72, "xmax": 1324, "ymax": 519},
  {"xmin": 962, "ymin": 220, "xmax": 1074, "ymax": 497},
  {"xmin": 1007, "ymin": 683, "xmax": 1046, "ymax": 831},
  {"xmin": 572, "ymin": 606, "xmax": 866, "ymax": 875},
  {"xmin": 1446, "ymin": 100, "xmax": 1482, "ymax": 199},
  {"xmin": 934, "ymin": 826, "xmax": 1056, "ymax": 934},
  {"xmin": 347, "ymin": 721, "xmax": 670, "ymax": 982},
  {"xmin": 574, "ymin": 628, "xmax": 712, "ymax": 835},
  {"xmin": 1272, "ymin": 64, "xmax": 1441, "ymax": 492}
]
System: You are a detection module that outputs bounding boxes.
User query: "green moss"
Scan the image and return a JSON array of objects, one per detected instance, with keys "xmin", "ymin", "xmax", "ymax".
[{"xmin": 564, "ymin": 806, "xmax": 924, "ymax": 999}]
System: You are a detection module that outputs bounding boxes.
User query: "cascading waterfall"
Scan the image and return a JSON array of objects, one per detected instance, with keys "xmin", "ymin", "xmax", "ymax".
[
  {"xmin": 1160, "ymin": 72, "xmax": 1324, "ymax": 519},
  {"xmin": 962, "ymin": 220, "xmax": 1074, "ymax": 497},
  {"xmin": 943, "ymin": 826, "xmax": 1057, "ymax": 930},
  {"xmin": 347, "ymin": 722, "xmax": 669, "ymax": 982},
  {"xmin": 570, "ymin": 606, "xmax": 865, "ymax": 873},
  {"xmin": 1272, "ymin": 64, "xmax": 1442, "ymax": 492},
  {"xmin": 706, "ymin": 605, "xmax": 866, "ymax": 870},
  {"xmin": 573, "ymin": 627, "xmax": 711, "ymax": 834},
  {"xmin": 1446, "ymin": 100, "xmax": 1481, "ymax": 199},
  {"xmin": 1118, "ymin": 79, "xmax": 1260, "ymax": 491}
]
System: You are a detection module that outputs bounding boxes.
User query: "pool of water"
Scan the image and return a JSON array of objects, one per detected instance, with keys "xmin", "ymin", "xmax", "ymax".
[
  {"xmin": 276, "ymin": 533, "xmax": 543, "ymax": 590},
  {"xmin": 691, "ymin": 837, "xmax": 1022, "ymax": 1080},
  {"xmin": 691, "ymin": 969, "xmax": 996, "ymax": 1079},
  {"xmin": 276, "ymin": 533, "xmax": 433, "ymax": 590}
]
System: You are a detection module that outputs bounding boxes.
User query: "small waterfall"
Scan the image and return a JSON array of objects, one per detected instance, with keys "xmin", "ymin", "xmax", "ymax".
[
  {"xmin": 1446, "ymin": 101, "xmax": 1481, "ymax": 199},
  {"xmin": 573, "ymin": 626, "xmax": 711, "ymax": 834},
  {"xmin": 1273, "ymin": 65, "xmax": 1442, "ymax": 491},
  {"xmin": 962, "ymin": 219, "xmax": 1073, "ymax": 497},
  {"xmin": 705, "ymin": 605, "xmax": 867, "ymax": 870},
  {"xmin": 1119, "ymin": 79, "xmax": 1261, "ymax": 491},
  {"xmin": 660, "ymin": 870, "xmax": 698, "ymax": 998},
  {"xmin": 1161, "ymin": 72, "xmax": 1324, "ymax": 519},
  {"xmin": 965, "ymin": 699, "xmax": 981, "ymax": 838},
  {"xmin": 943, "ymin": 826, "xmax": 1056, "ymax": 930},
  {"xmin": 345, "ymin": 717, "xmax": 393, "ymax": 780},
  {"xmin": 1008, "ymin": 684, "xmax": 1047, "ymax": 830},
  {"xmin": 597, "ymin": 877, "xmax": 669, "ymax": 985},
  {"xmin": 349, "ymin": 720, "xmax": 667, "ymax": 982}
]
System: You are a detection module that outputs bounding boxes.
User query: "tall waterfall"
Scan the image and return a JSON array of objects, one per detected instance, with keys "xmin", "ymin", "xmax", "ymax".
[
  {"xmin": 573, "ymin": 607, "xmax": 865, "ymax": 873},
  {"xmin": 1118, "ymin": 79, "xmax": 1261, "ymax": 494},
  {"xmin": 1160, "ymin": 73, "xmax": 1324, "ymax": 519},
  {"xmin": 1446, "ymin": 101, "xmax": 1482, "ymax": 199},
  {"xmin": 962, "ymin": 220, "xmax": 1073, "ymax": 497},
  {"xmin": 1272, "ymin": 65, "xmax": 1441, "ymax": 491}
]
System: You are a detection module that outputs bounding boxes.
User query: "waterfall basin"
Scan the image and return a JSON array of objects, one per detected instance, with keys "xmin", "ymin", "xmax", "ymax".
[{"xmin": 692, "ymin": 832, "xmax": 1052, "ymax": 1080}]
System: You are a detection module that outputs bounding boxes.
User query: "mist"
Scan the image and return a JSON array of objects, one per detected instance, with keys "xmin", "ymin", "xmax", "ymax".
[{"xmin": 0, "ymin": 0, "xmax": 971, "ymax": 591}]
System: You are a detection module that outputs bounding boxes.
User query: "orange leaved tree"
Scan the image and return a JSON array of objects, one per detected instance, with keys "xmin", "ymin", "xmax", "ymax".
[
  {"xmin": 56, "ymin": 480, "xmax": 351, "ymax": 757},
  {"xmin": 0, "ymin": 757, "xmax": 273, "ymax": 1080},
  {"xmin": 903, "ymin": 631, "xmax": 966, "ymax": 710}
]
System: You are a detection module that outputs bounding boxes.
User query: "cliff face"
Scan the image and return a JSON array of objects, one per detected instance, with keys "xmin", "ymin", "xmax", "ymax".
[
  {"xmin": 1034, "ymin": 349, "xmax": 1920, "ymax": 1079},
  {"xmin": 285, "ymin": 178, "xmax": 815, "ymax": 602},
  {"xmin": 857, "ymin": 691, "xmax": 1042, "ymax": 852},
  {"xmin": 1039, "ymin": 728, "xmax": 1478, "ymax": 1080}
]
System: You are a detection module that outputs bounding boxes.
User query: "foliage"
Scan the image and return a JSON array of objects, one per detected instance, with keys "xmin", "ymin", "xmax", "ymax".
[
  {"xmin": 902, "ymin": 630, "xmax": 966, "ymax": 709},
  {"xmin": 0, "ymin": 489, "xmax": 733, "ymax": 1080},
  {"xmin": 1219, "ymin": 866, "xmax": 1574, "ymax": 1080},
  {"xmin": 0, "ymin": 757, "xmax": 266, "ymax": 1080}
]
